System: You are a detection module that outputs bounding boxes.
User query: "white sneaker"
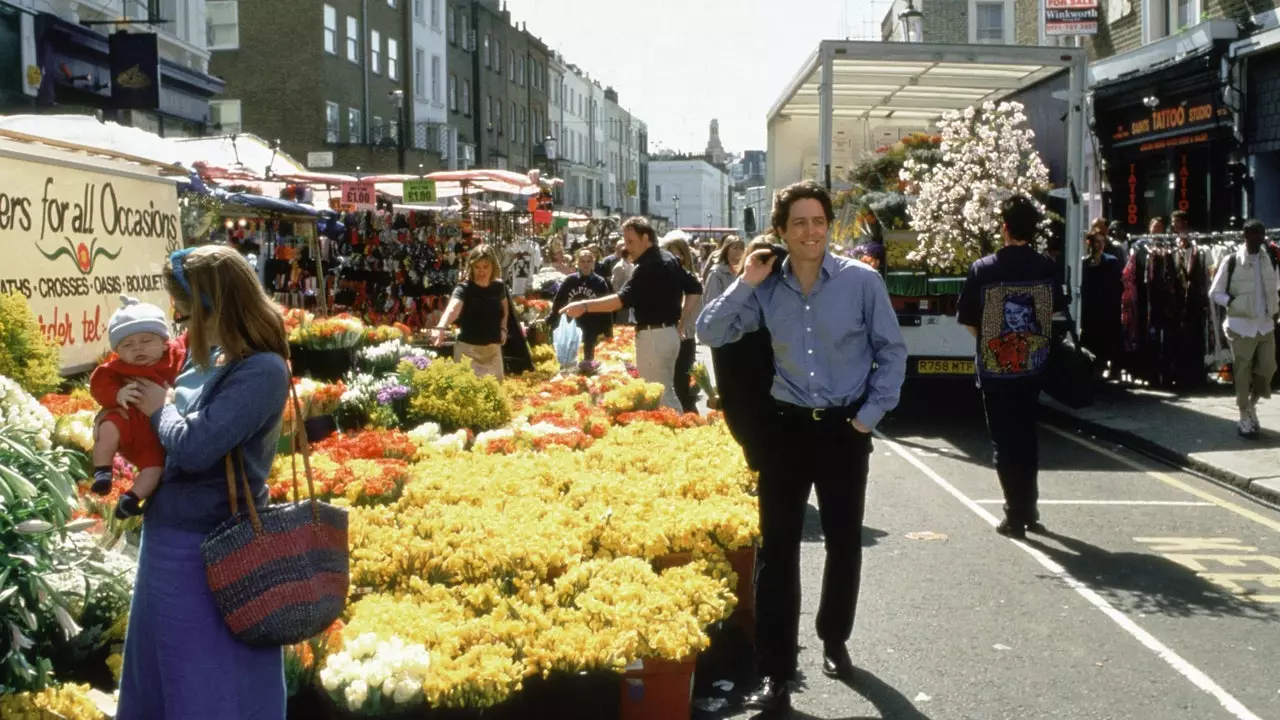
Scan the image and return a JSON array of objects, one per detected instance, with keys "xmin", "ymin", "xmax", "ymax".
[
  {"xmin": 1249, "ymin": 404, "xmax": 1261, "ymax": 431},
  {"xmin": 1239, "ymin": 414, "xmax": 1258, "ymax": 438}
]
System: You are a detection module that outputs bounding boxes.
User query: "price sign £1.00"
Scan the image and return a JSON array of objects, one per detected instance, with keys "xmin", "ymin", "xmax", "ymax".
[
  {"xmin": 402, "ymin": 179, "xmax": 437, "ymax": 204},
  {"xmin": 341, "ymin": 181, "xmax": 377, "ymax": 210}
]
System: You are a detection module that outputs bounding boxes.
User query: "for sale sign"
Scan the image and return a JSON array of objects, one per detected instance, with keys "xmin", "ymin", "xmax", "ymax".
[
  {"xmin": 402, "ymin": 179, "xmax": 437, "ymax": 204},
  {"xmin": 341, "ymin": 181, "xmax": 377, "ymax": 210},
  {"xmin": 1045, "ymin": 0, "xmax": 1099, "ymax": 35}
]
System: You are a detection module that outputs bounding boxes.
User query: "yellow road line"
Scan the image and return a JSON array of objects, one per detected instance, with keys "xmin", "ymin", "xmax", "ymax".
[{"xmin": 1043, "ymin": 423, "xmax": 1280, "ymax": 534}]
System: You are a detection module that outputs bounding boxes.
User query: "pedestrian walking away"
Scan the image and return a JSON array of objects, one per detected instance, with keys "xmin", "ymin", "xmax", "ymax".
[
  {"xmin": 561, "ymin": 216, "xmax": 701, "ymax": 410},
  {"xmin": 1208, "ymin": 218, "xmax": 1280, "ymax": 438},
  {"xmin": 958, "ymin": 194, "xmax": 1066, "ymax": 540},
  {"xmin": 697, "ymin": 180, "xmax": 907, "ymax": 713}
]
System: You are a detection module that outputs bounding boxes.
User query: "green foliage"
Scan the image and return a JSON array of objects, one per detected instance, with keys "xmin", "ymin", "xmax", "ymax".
[
  {"xmin": 0, "ymin": 293, "xmax": 62, "ymax": 397},
  {"xmin": 404, "ymin": 358, "xmax": 511, "ymax": 433}
]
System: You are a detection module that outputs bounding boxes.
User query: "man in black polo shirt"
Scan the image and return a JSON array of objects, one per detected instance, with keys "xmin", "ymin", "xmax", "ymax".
[{"xmin": 562, "ymin": 216, "xmax": 701, "ymax": 409}]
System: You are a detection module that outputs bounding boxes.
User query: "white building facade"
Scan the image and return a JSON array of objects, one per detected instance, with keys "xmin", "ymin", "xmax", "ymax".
[
  {"xmin": 559, "ymin": 62, "xmax": 602, "ymax": 211},
  {"xmin": 649, "ymin": 158, "xmax": 730, "ymax": 231},
  {"xmin": 409, "ymin": 0, "xmax": 448, "ymax": 153}
]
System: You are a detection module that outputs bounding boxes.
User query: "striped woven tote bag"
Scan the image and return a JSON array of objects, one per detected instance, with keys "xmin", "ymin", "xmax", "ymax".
[{"xmin": 201, "ymin": 381, "xmax": 349, "ymax": 647}]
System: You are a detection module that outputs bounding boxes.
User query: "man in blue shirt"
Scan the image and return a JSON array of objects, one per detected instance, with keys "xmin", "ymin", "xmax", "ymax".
[
  {"xmin": 698, "ymin": 180, "xmax": 907, "ymax": 711},
  {"xmin": 957, "ymin": 194, "xmax": 1064, "ymax": 540}
]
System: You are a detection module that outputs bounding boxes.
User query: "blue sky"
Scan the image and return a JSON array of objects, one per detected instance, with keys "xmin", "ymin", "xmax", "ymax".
[{"xmin": 506, "ymin": 0, "xmax": 893, "ymax": 155}]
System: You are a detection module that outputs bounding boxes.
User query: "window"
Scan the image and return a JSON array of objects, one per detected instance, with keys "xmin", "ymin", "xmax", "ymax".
[
  {"xmin": 373, "ymin": 116, "xmax": 383, "ymax": 137},
  {"xmin": 461, "ymin": 13, "xmax": 469, "ymax": 50},
  {"xmin": 348, "ymin": 108, "xmax": 363, "ymax": 143},
  {"xmin": 495, "ymin": 40, "xmax": 502, "ymax": 72},
  {"xmin": 510, "ymin": 101, "xmax": 516, "ymax": 138},
  {"xmin": 325, "ymin": 102, "xmax": 340, "ymax": 142},
  {"xmin": 483, "ymin": 34, "xmax": 491, "ymax": 67},
  {"xmin": 431, "ymin": 0, "xmax": 440, "ymax": 28},
  {"xmin": 387, "ymin": 0, "xmax": 395, "ymax": 6},
  {"xmin": 388, "ymin": 38, "xmax": 398, "ymax": 80},
  {"xmin": 371, "ymin": 30, "xmax": 381, "ymax": 74},
  {"xmin": 414, "ymin": 48, "xmax": 426, "ymax": 96},
  {"xmin": 519, "ymin": 106, "xmax": 526, "ymax": 143},
  {"xmin": 210, "ymin": 99, "xmax": 242, "ymax": 133},
  {"xmin": 431, "ymin": 55, "xmax": 441, "ymax": 104},
  {"xmin": 323, "ymin": 5, "xmax": 337, "ymax": 54},
  {"xmin": 974, "ymin": 1, "xmax": 1005, "ymax": 43},
  {"xmin": 517, "ymin": 56, "xmax": 524, "ymax": 86},
  {"xmin": 448, "ymin": 74, "xmax": 457, "ymax": 112},
  {"xmin": 655, "ymin": 185, "xmax": 662, "ymax": 202},
  {"xmin": 346, "ymin": 16, "xmax": 359, "ymax": 62},
  {"xmin": 447, "ymin": 6, "xmax": 455, "ymax": 43},
  {"xmin": 413, "ymin": 0, "xmax": 423, "ymax": 22},
  {"xmin": 508, "ymin": 50, "xmax": 515, "ymax": 81},
  {"xmin": 495, "ymin": 101, "xmax": 502, "ymax": 134},
  {"xmin": 461, "ymin": 80, "xmax": 470, "ymax": 116},
  {"xmin": 206, "ymin": 1, "xmax": 239, "ymax": 50}
]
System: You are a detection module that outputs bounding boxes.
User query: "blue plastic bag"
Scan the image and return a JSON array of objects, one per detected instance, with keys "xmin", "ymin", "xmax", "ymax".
[{"xmin": 553, "ymin": 317, "xmax": 582, "ymax": 368}]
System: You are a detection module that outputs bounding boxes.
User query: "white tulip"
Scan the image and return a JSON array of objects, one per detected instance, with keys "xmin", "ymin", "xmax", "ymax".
[
  {"xmin": 393, "ymin": 678, "xmax": 422, "ymax": 704},
  {"xmin": 345, "ymin": 679, "xmax": 368, "ymax": 711}
]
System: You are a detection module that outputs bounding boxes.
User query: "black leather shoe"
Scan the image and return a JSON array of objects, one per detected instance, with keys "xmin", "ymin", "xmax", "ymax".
[
  {"xmin": 822, "ymin": 643, "xmax": 855, "ymax": 680},
  {"xmin": 1026, "ymin": 520, "xmax": 1048, "ymax": 535},
  {"xmin": 743, "ymin": 676, "xmax": 791, "ymax": 712},
  {"xmin": 995, "ymin": 518, "xmax": 1026, "ymax": 539}
]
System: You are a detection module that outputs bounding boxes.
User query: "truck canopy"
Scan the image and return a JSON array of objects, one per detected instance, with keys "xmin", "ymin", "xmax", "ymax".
[{"xmin": 766, "ymin": 41, "xmax": 1090, "ymax": 315}]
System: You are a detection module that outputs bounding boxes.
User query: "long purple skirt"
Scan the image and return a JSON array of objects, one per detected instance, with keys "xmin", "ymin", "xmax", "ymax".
[{"xmin": 117, "ymin": 523, "xmax": 285, "ymax": 720}]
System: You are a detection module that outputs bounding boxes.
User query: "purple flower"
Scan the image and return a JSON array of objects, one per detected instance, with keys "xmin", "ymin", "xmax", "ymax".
[
  {"xmin": 578, "ymin": 359, "xmax": 600, "ymax": 376},
  {"xmin": 405, "ymin": 355, "xmax": 431, "ymax": 370},
  {"xmin": 376, "ymin": 384, "xmax": 410, "ymax": 405}
]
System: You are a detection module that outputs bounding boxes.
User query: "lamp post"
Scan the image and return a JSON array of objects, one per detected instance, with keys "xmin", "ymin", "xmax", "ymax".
[
  {"xmin": 391, "ymin": 89, "xmax": 407, "ymax": 173},
  {"xmin": 898, "ymin": 0, "xmax": 924, "ymax": 42},
  {"xmin": 673, "ymin": 194, "xmax": 681, "ymax": 228},
  {"xmin": 544, "ymin": 135, "xmax": 558, "ymax": 204}
]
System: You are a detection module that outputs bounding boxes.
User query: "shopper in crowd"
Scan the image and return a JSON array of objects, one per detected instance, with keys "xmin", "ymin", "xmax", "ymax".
[
  {"xmin": 708, "ymin": 234, "xmax": 783, "ymax": 471},
  {"xmin": 1208, "ymin": 219, "xmax": 1280, "ymax": 438},
  {"xmin": 550, "ymin": 248, "xmax": 614, "ymax": 361},
  {"xmin": 958, "ymin": 195, "xmax": 1066, "ymax": 540},
  {"xmin": 1080, "ymin": 231, "xmax": 1124, "ymax": 378},
  {"xmin": 698, "ymin": 180, "xmax": 906, "ymax": 711},
  {"xmin": 546, "ymin": 237, "xmax": 575, "ymax": 275},
  {"xmin": 431, "ymin": 244, "xmax": 509, "ymax": 380},
  {"xmin": 562, "ymin": 217, "xmax": 701, "ymax": 410},
  {"xmin": 598, "ymin": 236, "xmax": 626, "ymax": 282},
  {"xmin": 1171, "ymin": 210, "xmax": 1191, "ymax": 238},
  {"xmin": 702, "ymin": 235, "xmax": 746, "ymax": 308},
  {"xmin": 116, "ymin": 245, "xmax": 291, "ymax": 720},
  {"xmin": 1149, "ymin": 216, "xmax": 1166, "ymax": 235},
  {"xmin": 609, "ymin": 240, "xmax": 635, "ymax": 325},
  {"xmin": 660, "ymin": 234, "xmax": 705, "ymax": 413},
  {"xmin": 1105, "ymin": 219, "xmax": 1130, "ymax": 265}
]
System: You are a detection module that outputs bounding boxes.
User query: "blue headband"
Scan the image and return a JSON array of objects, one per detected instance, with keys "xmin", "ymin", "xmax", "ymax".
[{"xmin": 169, "ymin": 248, "xmax": 213, "ymax": 310}]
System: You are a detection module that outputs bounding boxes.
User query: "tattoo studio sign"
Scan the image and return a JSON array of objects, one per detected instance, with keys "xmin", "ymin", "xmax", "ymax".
[{"xmin": 0, "ymin": 154, "xmax": 180, "ymax": 371}]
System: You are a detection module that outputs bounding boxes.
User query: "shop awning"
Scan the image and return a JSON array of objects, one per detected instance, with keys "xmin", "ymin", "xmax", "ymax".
[
  {"xmin": 0, "ymin": 116, "xmax": 187, "ymax": 174},
  {"xmin": 767, "ymin": 42, "xmax": 1067, "ymax": 124}
]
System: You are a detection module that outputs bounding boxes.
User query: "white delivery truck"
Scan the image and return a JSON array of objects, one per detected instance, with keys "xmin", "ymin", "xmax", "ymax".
[{"xmin": 766, "ymin": 41, "xmax": 1088, "ymax": 379}]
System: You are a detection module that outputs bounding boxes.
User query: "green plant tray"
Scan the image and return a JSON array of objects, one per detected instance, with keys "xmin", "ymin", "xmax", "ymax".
[
  {"xmin": 886, "ymin": 272, "xmax": 927, "ymax": 297},
  {"xmin": 927, "ymin": 277, "xmax": 966, "ymax": 296}
]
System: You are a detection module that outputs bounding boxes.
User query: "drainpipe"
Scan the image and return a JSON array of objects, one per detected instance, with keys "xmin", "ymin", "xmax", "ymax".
[{"xmin": 361, "ymin": 0, "xmax": 370, "ymax": 151}]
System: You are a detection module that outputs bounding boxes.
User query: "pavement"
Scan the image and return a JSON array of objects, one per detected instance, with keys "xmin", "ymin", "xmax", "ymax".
[
  {"xmin": 1042, "ymin": 380, "xmax": 1280, "ymax": 506},
  {"xmin": 694, "ymin": 382, "xmax": 1280, "ymax": 720}
]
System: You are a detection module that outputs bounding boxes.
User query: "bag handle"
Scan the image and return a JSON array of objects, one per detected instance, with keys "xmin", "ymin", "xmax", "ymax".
[{"xmin": 221, "ymin": 377, "xmax": 322, "ymax": 533}]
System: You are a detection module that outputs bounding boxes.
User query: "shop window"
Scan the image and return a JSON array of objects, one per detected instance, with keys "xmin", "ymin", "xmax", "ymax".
[
  {"xmin": 325, "ymin": 102, "xmax": 340, "ymax": 143},
  {"xmin": 348, "ymin": 107, "xmax": 363, "ymax": 143},
  {"xmin": 323, "ymin": 5, "xmax": 337, "ymax": 54},
  {"xmin": 210, "ymin": 99, "xmax": 242, "ymax": 133},
  {"xmin": 388, "ymin": 37, "xmax": 399, "ymax": 80},
  {"xmin": 206, "ymin": 1, "xmax": 239, "ymax": 50},
  {"xmin": 371, "ymin": 30, "xmax": 381, "ymax": 74},
  {"xmin": 346, "ymin": 16, "xmax": 359, "ymax": 63},
  {"xmin": 448, "ymin": 74, "xmax": 457, "ymax": 112}
]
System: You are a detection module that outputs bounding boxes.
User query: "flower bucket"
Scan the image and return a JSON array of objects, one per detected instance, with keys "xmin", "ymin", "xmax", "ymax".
[
  {"xmin": 523, "ymin": 671, "xmax": 620, "ymax": 720},
  {"xmin": 307, "ymin": 348, "xmax": 355, "ymax": 381},
  {"xmin": 651, "ymin": 552, "xmax": 693, "ymax": 572},
  {"xmin": 288, "ymin": 344, "xmax": 309, "ymax": 377},
  {"xmin": 726, "ymin": 546, "xmax": 756, "ymax": 641},
  {"xmin": 304, "ymin": 414, "xmax": 338, "ymax": 444},
  {"xmin": 618, "ymin": 656, "xmax": 697, "ymax": 720}
]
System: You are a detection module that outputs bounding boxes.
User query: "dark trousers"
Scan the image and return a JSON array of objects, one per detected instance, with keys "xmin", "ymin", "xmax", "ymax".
[
  {"xmin": 582, "ymin": 330, "xmax": 600, "ymax": 361},
  {"xmin": 673, "ymin": 338, "xmax": 698, "ymax": 413},
  {"xmin": 755, "ymin": 416, "xmax": 872, "ymax": 680},
  {"xmin": 981, "ymin": 378, "xmax": 1042, "ymax": 524}
]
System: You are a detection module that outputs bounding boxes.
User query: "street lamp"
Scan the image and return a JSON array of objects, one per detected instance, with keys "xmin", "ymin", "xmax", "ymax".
[
  {"xmin": 390, "ymin": 89, "xmax": 407, "ymax": 173},
  {"xmin": 898, "ymin": 0, "xmax": 924, "ymax": 42},
  {"xmin": 707, "ymin": 212, "xmax": 712, "ymax": 229},
  {"xmin": 673, "ymin": 194, "xmax": 681, "ymax": 228}
]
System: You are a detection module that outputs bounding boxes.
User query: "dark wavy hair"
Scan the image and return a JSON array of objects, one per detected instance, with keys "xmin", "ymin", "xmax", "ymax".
[{"xmin": 771, "ymin": 180, "xmax": 834, "ymax": 234}]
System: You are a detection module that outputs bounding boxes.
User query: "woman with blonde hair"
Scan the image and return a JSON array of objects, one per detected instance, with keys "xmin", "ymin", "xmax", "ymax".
[
  {"xmin": 431, "ymin": 244, "xmax": 509, "ymax": 380},
  {"xmin": 703, "ymin": 235, "xmax": 746, "ymax": 308},
  {"xmin": 117, "ymin": 244, "xmax": 292, "ymax": 719},
  {"xmin": 660, "ymin": 234, "xmax": 704, "ymax": 413}
]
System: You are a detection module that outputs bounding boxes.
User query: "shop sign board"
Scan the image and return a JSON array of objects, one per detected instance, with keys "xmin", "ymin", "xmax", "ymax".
[
  {"xmin": 1045, "ymin": 0, "xmax": 1099, "ymax": 35},
  {"xmin": 340, "ymin": 181, "xmax": 377, "ymax": 210},
  {"xmin": 1108, "ymin": 92, "xmax": 1229, "ymax": 146},
  {"xmin": 0, "ymin": 152, "xmax": 180, "ymax": 371},
  {"xmin": 402, "ymin": 179, "xmax": 437, "ymax": 204},
  {"xmin": 307, "ymin": 151, "xmax": 334, "ymax": 169}
]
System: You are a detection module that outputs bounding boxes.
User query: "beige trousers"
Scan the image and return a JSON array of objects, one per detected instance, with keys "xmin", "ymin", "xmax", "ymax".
[
  {"xmin": 1226, "ymin": 328, "xmax": 1277, "ymax": 411},
  {"xmin": 455, "ymin": 341, "xmax": 505, "ymax": 381},
  {"xmin": 635, "ymin": 326, "xmax": 682, "ymax": 411}
]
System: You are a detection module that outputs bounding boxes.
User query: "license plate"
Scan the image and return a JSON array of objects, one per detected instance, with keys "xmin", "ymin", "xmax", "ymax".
[{"xmin": 917, "ymin": 359, "xmax": 974, "ymax": 375}]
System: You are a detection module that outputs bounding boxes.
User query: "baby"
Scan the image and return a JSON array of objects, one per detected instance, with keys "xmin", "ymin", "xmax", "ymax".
[{"xmin": 90, "ymin": 296, "xmax": 186, "ymax": 519}]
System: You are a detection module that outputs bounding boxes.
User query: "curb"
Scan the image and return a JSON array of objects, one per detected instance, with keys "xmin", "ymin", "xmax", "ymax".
[{"xmin": 1040, "ymin": 403, "xmax": 1280, "ymax": 507}]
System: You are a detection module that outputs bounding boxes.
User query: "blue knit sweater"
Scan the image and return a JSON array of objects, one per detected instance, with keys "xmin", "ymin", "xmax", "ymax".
[{"xmin": 146, "ymin": 352, "xmax": 290, "ymax": 535}]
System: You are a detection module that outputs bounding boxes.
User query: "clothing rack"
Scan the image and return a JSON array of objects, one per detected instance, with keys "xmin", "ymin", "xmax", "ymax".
[{"xmin": 1124, "ymin": 230, "xmax": 1280, "ymax": 246}]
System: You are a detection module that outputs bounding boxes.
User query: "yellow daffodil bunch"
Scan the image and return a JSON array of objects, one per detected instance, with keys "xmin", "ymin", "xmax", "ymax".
[
  {"xmin": 0, "ymin": 683, "xmax": 104, "ymax": 720},
  {"xmin": 600, "ymin": 379, "xmax": 665, "ymax": 415},
  {"xmin": 403, "ymin": 359, "xmax": 511, "ymax": 433}
]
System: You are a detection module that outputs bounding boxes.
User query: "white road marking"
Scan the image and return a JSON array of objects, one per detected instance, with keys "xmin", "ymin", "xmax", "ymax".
[
  {"xmin": 972, "ymin": 499, "xmax": 1215, "ymax": 507},
  {"xmin": 877, "ymin": 432, "xmax": 1265, "ymax": 720}
]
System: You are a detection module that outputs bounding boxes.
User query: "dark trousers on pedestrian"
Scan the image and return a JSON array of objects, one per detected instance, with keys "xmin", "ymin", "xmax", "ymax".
[
  {"xmin": 755, "ymin": 414, "xmax": 872, "ymax": 681},
  {"xmin": 981, "ymin": 377, "xmax": 1042, "ymax": 524},
  {"xmin": 582, "ymin": 330, "xmax": 600, "ymax": 361},
  {"xmin": 673, "ymin": 338, "xmax": 698, "ymax": 413}
]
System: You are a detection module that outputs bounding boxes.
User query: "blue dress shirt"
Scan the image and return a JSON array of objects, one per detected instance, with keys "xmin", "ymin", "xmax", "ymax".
[{"xmin": 696, "ymin": 252, "xmax": 907, "ymax": 429}]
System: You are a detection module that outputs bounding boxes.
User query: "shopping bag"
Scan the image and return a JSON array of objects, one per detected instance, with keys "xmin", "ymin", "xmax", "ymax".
[{"xmin": 553, "ymin": 317, "xmax": 582, "ymax": 367}]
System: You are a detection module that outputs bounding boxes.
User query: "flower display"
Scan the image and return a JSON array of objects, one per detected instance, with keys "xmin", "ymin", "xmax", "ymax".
[
  {"xmin": 600, "ymin": 378, "xmax": 665, "ymax": 415},
  {"xmin": 358, "ymin": 339, "xmax": 429, "ymax": 375},
  {"xmin": 403, "ymin": 359, "xmax": 511, "ymax": 433},
  {"xmin": 0, "ymin": 683, "xmax": 104, "ymax": 720},
  {"xmin": 319, "ymin": 632, "xmax": 435, "ymax": 713},
  {"xmin": 39, "ymin": 390, "xmax": 99, "ymax": 416},
  {"xmin": 312, "ymin": 429, "xmax": 419, "ymax": 462},
  {"xmin": 903, "ymin": 100, "xmax": 1050, "ymax": 275},
  {"xmin": 1, "ymin": 374, "xmax": 56, "ymax": 450},
  {"xmin": 53, "ymin": 410, "xmax": 96, "ymax": 454},
  {"xmin": 363, "ymin": 322, "xmax": 412, "ymax": 346},
  {"xmin": 290, "ymin": 314, "xmax": 367, "ymax": 349}
]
